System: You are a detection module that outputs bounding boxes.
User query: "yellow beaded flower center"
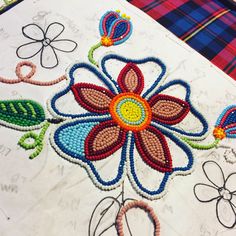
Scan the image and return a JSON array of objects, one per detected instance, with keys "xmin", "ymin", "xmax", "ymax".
[
  {"xmin": 109, "ymin": 92, "xmax": 152, "ymax": 131},
  {"xmin": 101, "ymin": 36, "xmax": 113, "ymax": 46},
  {"xmin": 213, "ymin": 127, "xmax": 226, "ymax": 140}
]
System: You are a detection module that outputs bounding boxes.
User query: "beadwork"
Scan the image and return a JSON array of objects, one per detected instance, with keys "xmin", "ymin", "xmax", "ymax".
[
  {"xmin": 88, "ymin": 10, "xmax": 133, "ymax": 66},
  {"xmin": 0, "ymin": 99, "xmax": 45, "ymax": 130},
  {"xmin": 0, "ymin": 61, "xmax": 66, "ymax": 86},
  {"xmin": 49, "ymin": 54, "xmax": 209, "ymax": 199},
  {"xmin": 116, "ymin": 201, "xmax": 160, "ymax": 236},
  {"xmin": 181, "ymin": 105, "xmax": 236, "ymax": 151}
]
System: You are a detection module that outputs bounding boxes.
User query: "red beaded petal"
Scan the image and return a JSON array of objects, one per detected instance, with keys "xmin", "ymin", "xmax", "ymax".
[
  {"xmin": 117, "ymin": 63, "xmax": 144, "ymax": 94},
  {"xmin": 134, "ymin": 125, "xmax": 172, "ymax": 172},
  {"xmin": 71, "ymin": 83, "xmax": 115, "ymax": 114},
  {"xmin": 148, "ymin": 94, "xmax": 190, "ymax": 125},
  {"xmin": 85, "ymin": 120, "xmax": 127, "ymax": 161}
]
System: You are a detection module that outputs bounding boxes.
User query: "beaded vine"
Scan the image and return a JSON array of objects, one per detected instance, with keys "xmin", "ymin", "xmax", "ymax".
[{"xmin": 0, "ymin": 61, "xmax": 66, "ymax": 86}]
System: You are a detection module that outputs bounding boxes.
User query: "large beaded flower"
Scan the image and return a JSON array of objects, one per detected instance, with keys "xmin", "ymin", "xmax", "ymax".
[{"xmin": 49, "ymin": 55, "xmax": 208, "ymax": 199}]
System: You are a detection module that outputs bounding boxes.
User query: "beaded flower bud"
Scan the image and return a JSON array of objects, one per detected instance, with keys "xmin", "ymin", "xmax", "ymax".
[
  {"xmin": 214, "ymin": 105, "xmax": 236, "ymax": 139},
  {"xmin": 99, "ymin": 10, "xmax": 132, "ymax": 46},
  {"xmin": 88, "ymin": 10, "xmax": 133, "ymax": 66}
]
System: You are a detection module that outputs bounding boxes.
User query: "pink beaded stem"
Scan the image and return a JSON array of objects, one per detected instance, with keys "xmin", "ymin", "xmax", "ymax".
[
  {"xmin": 0, "ymin": 61, "xmax": 66, "ymax": 86},
  {"xmin": 116, "ymin": 200, "xmax": 161, "ymax": 236}
]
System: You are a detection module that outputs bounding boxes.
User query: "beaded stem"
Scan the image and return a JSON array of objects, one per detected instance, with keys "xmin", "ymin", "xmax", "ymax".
[
  {"xmin": 18, "ymin": 121, "xmax": 50, "ymax": 159},
  {"xmin": 0, "ymin": 61, "xmax": 66, "ymax": 86},
  {"xmin": 88, "ymin": 42, "xmax": 102, "ymax": 66},
  {"xmin": 181, "ymin": 136, "xmax": 220, "ymax": 150}
]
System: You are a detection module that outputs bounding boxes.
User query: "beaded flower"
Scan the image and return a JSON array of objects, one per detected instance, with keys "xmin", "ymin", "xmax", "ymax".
[
  {"xmin": 182, "ymin": 105, "xmax": 236, "ymax": 152},
  {"xmin": 194, "ymin": 161, "xmax": 236, "ymax": 228},
  {"xmin": 88, "ymin": 10, "xmax": 132, "ymax": 66},
  {"xmin": 49, "ymin": 54, "xmax": 208, "ymax": 199},
  {"xmin": 214, "ymin": 105, "xmax": 236, "ymax": 140},
  {"xmin": 16, "ymin": 22, "xmax": 77, "ymax": 69}
]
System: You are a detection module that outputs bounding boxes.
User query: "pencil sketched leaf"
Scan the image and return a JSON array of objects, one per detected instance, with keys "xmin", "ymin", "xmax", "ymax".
[{"xmin": 89, "ymin": 196, "xmax": 121, "ymax": 236}]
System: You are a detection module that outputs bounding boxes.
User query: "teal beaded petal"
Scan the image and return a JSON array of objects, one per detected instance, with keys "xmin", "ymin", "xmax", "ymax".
[{"xmin": 56, "ymin": 121, "xmax": 99, "ymax": 157}]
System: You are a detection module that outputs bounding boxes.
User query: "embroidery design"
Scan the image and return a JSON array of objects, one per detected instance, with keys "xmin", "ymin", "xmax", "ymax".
[
  {"xmin": 88, "ymin": 10, "xmax": 133, "ymax": 66},
  {"xmin": 194, "ymin": 161, "xmax": 236, "ymax": 228},
  {"xmin": 49, "ymin": 54, "xmax": 208, "ymax": 199},
  {"xmin": 182, "ymin": 105, "xmax": 236, "ymax": 162},
  {"xmin": 0, "ymin": 61, "xmax": 66, "ymax": 86},
  {"xmin": 88, "ymin": 184, "xmax": 160, "ymax": 236},
  {"xmin": 16, "ymin": 22, "xmax": 78, "ymax": 69},
  {"xmin": 0, "ymin": 99, "xmax": 50, "ymax": 159}
]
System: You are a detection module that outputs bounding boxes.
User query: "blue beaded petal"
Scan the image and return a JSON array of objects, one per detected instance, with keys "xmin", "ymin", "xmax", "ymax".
[{"xmin": 53, "ymin": 117, "xmax": 128, "ymax": 186}]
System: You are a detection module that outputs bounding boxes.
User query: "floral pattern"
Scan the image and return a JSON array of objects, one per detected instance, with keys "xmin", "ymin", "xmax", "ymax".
[
  {"xmin": 49, "ymin": 54, "xmax": 208, "ymax": 199},
  {"xmin": 16, "ymin": 22, "xmax": 77, "ymax": 69},
  {"xmin": 194, "ymin": 161, "xmax": 236, "ymax": 228}
]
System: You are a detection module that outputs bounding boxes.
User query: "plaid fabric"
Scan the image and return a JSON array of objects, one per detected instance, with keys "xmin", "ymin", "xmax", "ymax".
[
  {"xmin": 0, "ymin": 0, "xmax": 23, "ymax": 15},
  {"xmin": 128, "ymin": 0, "xmax": 236, "ymax": 80}
]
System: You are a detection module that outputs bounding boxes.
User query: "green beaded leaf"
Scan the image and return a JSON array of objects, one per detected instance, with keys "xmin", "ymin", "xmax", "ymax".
[{"xmin": 0, "ymin": 100, "xmax": 45, "ymax": 128}]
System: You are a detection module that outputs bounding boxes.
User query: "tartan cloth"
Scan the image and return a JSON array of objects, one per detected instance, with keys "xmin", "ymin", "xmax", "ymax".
[
  {"xmin": 0, "ymin": 0, "xmax": 23, "ymax": 15},
  {"xmin": 128, "ymin": 0, "xmax": 236, "ymax": 80}
]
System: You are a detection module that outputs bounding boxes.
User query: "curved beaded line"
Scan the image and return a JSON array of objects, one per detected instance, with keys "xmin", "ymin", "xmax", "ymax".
[
  {"xmin": 116, "ymin": 201, "xmax": 160, "ymax": 236},
  {"xmin": 0, "ymin": 61, "xmax": 66, "ymax": 86},
  {"xmin": 48, "ymin": 62, "xmax": 119, "ymax": 119},
  {"xmin": 100, "ymin": 54, "xmax": 167, "ymax": 95},
  {"xmin": 127, "ymin": 125, "xmax": 194, "ymax": 199},
  {"xmin": 50, "ymin": 116, "xmax": 130, "ymax": 189}
]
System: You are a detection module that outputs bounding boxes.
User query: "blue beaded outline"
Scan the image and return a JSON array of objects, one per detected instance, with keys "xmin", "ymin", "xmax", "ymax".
[
  {"xmin": 101, "ymin": 54, "xmax": 167, "ymax": 95},
  {"xmin": 53, "ymin": 116, "xmax": 128, "ymax": 186},
  {"xmin": 129, "ymin": 123, "xmax": 193, "ymax": 197},
  {"xmin": 154, "ymin": 80, "xmax": 209, "ymax": 137},
  {"xmin": 50, "ymin": 63, "xmax": 119, "ymax": 118}
]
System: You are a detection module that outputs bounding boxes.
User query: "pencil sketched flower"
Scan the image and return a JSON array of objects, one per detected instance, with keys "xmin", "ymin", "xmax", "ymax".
[
  {"xmin": 194, "ymin": 161, "xmax": 236, "ymax": 228},
  {"xmin": 16, "ymin": 22, "xmax": 78, "ymax": 69}
]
